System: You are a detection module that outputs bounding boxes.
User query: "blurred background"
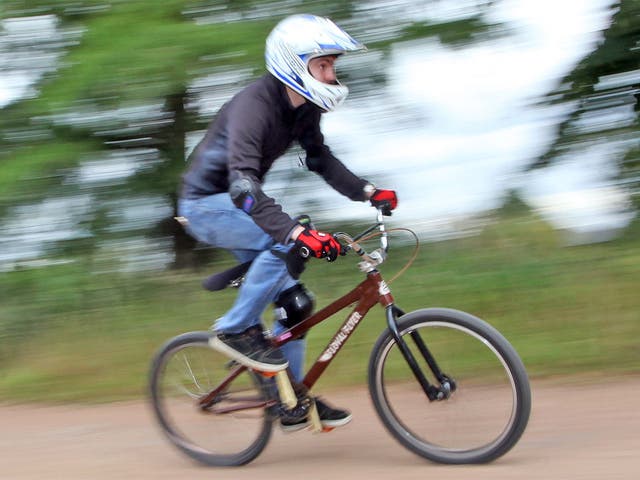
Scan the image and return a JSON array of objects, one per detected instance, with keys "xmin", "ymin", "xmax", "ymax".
[{"xmin": 0, "ymin": 0, "xmax": 638, "ymax": 402}]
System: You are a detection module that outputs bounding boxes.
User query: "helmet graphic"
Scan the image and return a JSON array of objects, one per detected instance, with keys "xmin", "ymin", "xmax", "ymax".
[{"xmin": 265, "ymin": 14, "xmax": 365, "ymax": 111}]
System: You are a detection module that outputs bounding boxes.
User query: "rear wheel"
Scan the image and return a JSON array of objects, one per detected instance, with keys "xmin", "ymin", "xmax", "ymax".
[
  {"xmin": 368, "ymin": 308, "xmax": 530, "ymax": 464},
  {"xmin": 149, "ymin": 331, "xmax": 273, "ymax": 466}
]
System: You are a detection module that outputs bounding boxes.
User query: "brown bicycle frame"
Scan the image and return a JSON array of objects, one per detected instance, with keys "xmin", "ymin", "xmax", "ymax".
[
  {"xmin": 273, "ymin": 269, "xmax": 395, "ymax": 390},
  {"xmin": 198, "ymin": 269, "xmax": 394, "ymax": 410}
]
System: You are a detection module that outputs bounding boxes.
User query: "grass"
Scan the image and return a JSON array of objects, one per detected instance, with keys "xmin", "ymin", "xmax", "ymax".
[{"xmin": 0, "ymin": 213, "xmax": 638, "ymax": 403}]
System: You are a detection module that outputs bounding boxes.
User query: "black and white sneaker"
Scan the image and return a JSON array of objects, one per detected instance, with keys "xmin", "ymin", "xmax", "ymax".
[
  {"xmin": 281, "ymin": 397, "xmax": 352, "ymax": 432},
  {"xmin": 209, "ymin": 325, "xmax": 288, "ymax": 373}
]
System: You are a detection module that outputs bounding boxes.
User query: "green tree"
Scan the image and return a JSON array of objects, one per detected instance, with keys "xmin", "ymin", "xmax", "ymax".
[
  {"xmin": 530, "ymin": 0, "xmax": 640, "ymax": 213},
  {"xmin": 0, "ymin": 0, "xmax": 501, "ymax": 269},
  {"xmin": 1, "ymin": 1, "xmax": 275, "ymax": 266}
]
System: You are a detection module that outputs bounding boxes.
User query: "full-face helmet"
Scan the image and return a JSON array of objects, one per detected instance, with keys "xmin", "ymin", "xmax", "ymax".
[{"xmin": 265, "ymin": 14, "xmax": 365, "ymax": 111}]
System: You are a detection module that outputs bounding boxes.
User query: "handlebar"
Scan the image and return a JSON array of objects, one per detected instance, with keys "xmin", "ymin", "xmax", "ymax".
[
  {"xmin": 285, "ymin": 208, "xmax": 391, "ymax": 279},
  {"xmin": 334, "ymin": 209, "xmax": 389, "ymax": 273},
  {"xmin": 336, "ymin": 209, "xmax": 388, "ymax": 252}
]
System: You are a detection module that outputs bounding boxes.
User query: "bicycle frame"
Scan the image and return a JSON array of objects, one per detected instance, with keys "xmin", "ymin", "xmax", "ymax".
[
  {"xmin": 198, "ymin": 266, "xmax": 450, "ymax": 411},
  {"xmin": 274, "ymin": 269, "xmax": 394, "ymax": 390},
  {"xmin": 154, "ymin": 207, "xmax": 530, "ymax": 465},
  {"xmin": 277, "ymin": 268, "xmax": 450, "ymax": 399},
  {"xmin": 198, "ymin": 270, "xmax": 389, "ymax": 410},
  {"xmin": 196, "ymin": 209, "xmax": 455, "ymax": 411}
]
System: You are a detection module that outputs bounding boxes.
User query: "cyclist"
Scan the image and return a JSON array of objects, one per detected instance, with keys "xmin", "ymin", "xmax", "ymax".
[{"xmin": 178, "ymin": 14, "xmax": 398, "ymax": 431}]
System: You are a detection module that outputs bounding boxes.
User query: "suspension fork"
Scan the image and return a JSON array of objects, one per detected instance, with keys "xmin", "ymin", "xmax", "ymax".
[{"xmin": 385, "ymin": 305, "xmax": 455, "ymax": 401}]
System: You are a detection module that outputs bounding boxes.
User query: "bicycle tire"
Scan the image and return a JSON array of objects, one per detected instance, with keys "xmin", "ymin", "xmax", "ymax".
[
  {"xmin": 368, "ymin": 308, "xmax": 531, "ymax": 464},
  {"xmin": 149, "ymin": 331, "xmax": 273, "ymax": 466}
]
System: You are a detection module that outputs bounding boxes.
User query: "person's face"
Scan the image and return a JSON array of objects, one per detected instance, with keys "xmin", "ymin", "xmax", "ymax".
[{"xmin": 308, "ymin": 55, "xmax": 339, "ymax": 85}]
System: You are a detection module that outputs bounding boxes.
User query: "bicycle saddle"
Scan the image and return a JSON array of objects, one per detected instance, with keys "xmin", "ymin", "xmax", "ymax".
[{"xmin": 202, "ymin": 260, "xmax": 252, "ymax": 291}]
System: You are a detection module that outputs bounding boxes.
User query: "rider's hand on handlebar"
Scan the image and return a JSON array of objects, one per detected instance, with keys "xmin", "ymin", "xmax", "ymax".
[
  {"xmin": 294, "ymin": 228, "xmax": 342, "ymax": 262},
  {"xmin": 370, "ymin": 189, "xmax": 398, "ymax": 216}
]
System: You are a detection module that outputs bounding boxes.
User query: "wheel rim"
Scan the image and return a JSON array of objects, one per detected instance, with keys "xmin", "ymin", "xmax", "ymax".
[
  {"xmin": 375, "ymin": 321, "xmax": 520, "ymax": 457},
  {"xmin": 153, "ymin": 338, "xmax": 271, "ymax": 462}
]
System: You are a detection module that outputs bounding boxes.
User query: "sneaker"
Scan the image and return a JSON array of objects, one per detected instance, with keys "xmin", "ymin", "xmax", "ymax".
[
  {"xmin": 281, "ymin": 397, "xmax": 352, "ymax": 432},
  {"xmin": 209, "ymin": 325, "xmax": 288, "ymax": 373}
]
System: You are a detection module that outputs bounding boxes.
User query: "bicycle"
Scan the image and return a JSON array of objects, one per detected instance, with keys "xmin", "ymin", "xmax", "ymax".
[{"xmin": 149, "ymin": 210, "xmax": 531, "ymax": 466}]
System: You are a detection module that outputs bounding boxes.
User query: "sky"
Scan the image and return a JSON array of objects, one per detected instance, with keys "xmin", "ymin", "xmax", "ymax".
[
  {"xmin": 0, "ymin": 14, "xmax": 62, "ymax": 107},
  {"xmin": 307, "ymin": 0, "xmax": 632, "ymax": 239}
]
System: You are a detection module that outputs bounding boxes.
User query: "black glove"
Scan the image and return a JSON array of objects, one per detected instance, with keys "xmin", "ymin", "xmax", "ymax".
[{"xmin": 370, "ymin": 189, "xmax": 398, "ymax": 216}]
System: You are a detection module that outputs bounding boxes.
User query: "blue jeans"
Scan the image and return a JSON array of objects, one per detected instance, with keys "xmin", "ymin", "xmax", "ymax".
[{"xmin": 178, "ymin": 194, "xmax": 306, "ymax": 381}]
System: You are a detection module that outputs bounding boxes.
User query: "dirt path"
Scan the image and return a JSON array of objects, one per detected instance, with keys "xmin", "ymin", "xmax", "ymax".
[{"xmin": 1, "ymin": 376, "xmax": 638, "ymax": 480}]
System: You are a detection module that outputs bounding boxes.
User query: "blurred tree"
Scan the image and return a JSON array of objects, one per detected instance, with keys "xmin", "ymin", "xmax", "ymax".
[
  {"xmin": 1, "ymin": 0, "xmax": 277, "ymax": 267},
  {"xmin": 496, "ymin": 189, "xmax": 533, "ymax": 219},
  {"xmin": 530, "ymin": 0, "xmax": 640, "ymax": 213},
  {"xmin": 0, "ymin": 0, "xmax": 501, "ymax": 270}
]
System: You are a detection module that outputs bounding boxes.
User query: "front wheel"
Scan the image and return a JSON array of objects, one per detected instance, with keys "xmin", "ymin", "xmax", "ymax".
[
  {"xmin": 368, "ymin": 308, "xmax": 531, "ymax": 464},
  {"xmin": 149, "ymin": 331, "xmax": 273, "ymax": 466}
]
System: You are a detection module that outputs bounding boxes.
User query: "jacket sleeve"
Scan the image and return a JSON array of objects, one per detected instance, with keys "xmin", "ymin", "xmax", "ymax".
[
  {"xmin": 299, "ymin": 110, "xmax": 369, "ymax": 201},
  {"xmin": 225, "ymin": 94, "xmax": 299, "ymax": 244}
]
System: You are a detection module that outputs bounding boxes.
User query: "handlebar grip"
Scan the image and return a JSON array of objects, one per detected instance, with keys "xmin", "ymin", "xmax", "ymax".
[
  {"xmin": 377, "ymin": 201, "xmax": 392, "ymax": 217},
  {"xmin": 284, "ymin": 245, "xmax": 308, "ymax": 280},
  {"xmin": 279, "ymin": 237, "xmax": 345, "ymax": 280}
]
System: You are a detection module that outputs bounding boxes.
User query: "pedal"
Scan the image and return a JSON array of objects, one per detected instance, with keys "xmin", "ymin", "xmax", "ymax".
[{"xmin": 279, "ymin": 394, "xmax": 311, "ymax": 422}]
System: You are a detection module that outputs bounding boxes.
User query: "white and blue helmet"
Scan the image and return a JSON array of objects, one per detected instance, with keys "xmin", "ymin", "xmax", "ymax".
[{"xmin": 265, "ymin": 14, "xmax": 366, "ymax": 111}]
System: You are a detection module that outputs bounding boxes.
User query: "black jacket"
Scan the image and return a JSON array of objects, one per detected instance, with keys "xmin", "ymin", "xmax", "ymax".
[{"xmin": 181, "ymin": 73, "xmax": 368, "ymax": 243}]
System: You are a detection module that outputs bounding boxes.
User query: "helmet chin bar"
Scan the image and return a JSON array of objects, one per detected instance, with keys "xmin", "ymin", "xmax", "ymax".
[{"xmin": 299, "ymin": 75, "xmax": 349, "ymax": 111}]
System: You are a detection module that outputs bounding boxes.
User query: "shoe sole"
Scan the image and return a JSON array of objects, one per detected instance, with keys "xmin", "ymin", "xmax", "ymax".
[
  {"xmin": 281, "ymin": 413, "xmax": 353, "ymax": 433},
  {"xmin": 209, "ymin": 336, "xmax": 288, "ymax": 373}
]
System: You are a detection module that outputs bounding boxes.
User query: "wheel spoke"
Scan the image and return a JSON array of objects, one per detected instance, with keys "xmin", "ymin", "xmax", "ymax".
[{"xmin": 149, "ymin": 331, "xmax": 272, "ymax": 466}]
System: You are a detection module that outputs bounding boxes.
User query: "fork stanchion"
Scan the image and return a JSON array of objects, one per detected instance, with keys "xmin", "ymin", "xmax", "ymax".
[{"xmin": 275, "ymin": 370, "xmax": 297, "ymax": 409}]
